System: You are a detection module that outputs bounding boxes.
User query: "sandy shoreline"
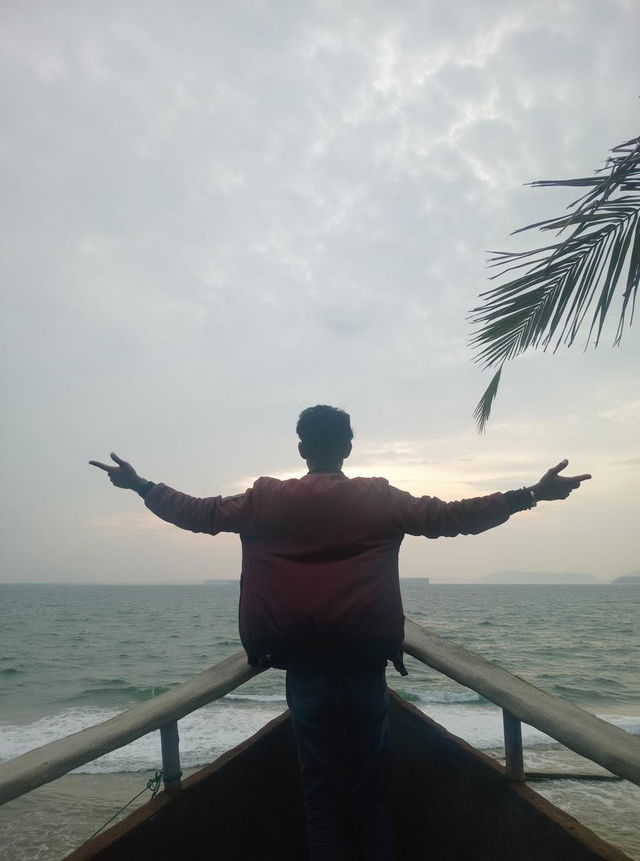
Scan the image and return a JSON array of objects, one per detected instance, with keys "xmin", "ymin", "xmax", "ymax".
[{"xmin": 0, "ymin": 769, "xmax": 200, "ymax": 861}]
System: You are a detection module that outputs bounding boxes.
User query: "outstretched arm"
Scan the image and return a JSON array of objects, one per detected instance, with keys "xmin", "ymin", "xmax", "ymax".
[
  {"xmin": 89, "ymin": 453, "xmax": 251, "ymax": 534},
  {"xmin": 89, "ymin": 453, "xmax": 153, "ymax": 496},
  {"xmin": 390, "ymin": 458, "xmax": 592, "ymax": 538}
]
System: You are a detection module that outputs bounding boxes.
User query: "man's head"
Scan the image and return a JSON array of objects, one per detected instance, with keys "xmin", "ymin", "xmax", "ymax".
[{"xmin": 296, "ymin": 405, "xmax": 353, "ymax": 470}]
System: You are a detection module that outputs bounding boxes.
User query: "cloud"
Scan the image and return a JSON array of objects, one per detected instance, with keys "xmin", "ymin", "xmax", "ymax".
[
  {"xmin": 599, "ymin": 399, "xmax": 640, "ymax": 424},
  {"xmin": 1, "ymin": 0, "xmax": 638, "ymax": 582},
  {"xmin": 88, "ymin": 512, "xmax": 170, "ymax": 532},
  {"xmin": 611, "ymin": 457, "xmax": 640, "ymax": 469}
]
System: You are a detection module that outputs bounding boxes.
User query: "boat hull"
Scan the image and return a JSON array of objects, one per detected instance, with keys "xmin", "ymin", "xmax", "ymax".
[{"xmin": 65, "ymin": 691, "xmax": 631, "ymax": 860}]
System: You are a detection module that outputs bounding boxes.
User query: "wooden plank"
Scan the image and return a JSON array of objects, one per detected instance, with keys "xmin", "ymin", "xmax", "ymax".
[{"xmin": 403, "ymin": 618, "xmax": 640, "ymax": 786}]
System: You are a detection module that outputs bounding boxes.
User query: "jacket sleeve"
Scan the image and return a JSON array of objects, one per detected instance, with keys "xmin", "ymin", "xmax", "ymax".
[
  {"xmin": 143, "ymin": 483, "xmax": 253, "ymax": 535},
  {"xmin": 387, "ymin": 485, "xmax": 515, "ymax": 538}
]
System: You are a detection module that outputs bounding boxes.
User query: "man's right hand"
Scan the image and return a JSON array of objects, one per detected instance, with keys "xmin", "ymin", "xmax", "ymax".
[{"xmin": 89, "ymin": 453, "xmax": 147, "ymax": 492}]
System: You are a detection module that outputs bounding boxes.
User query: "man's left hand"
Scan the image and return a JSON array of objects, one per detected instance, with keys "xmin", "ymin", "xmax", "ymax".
[{"xmin": 531, "ymin": 459, "xmax": 591, "ymax": 502}]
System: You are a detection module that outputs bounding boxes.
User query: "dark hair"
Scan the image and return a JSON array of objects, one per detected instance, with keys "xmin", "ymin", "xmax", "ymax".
[{"xmin": 296, "ymin": 405, "xmax": 353, "ymax": 461}]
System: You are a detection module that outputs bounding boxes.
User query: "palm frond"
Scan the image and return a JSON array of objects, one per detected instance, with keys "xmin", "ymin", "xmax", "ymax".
[
  {"xmin": 470, "ymin": 136, "xmax": 640, "ymax": 430},
  {"xmin": 473, "ymin": 367, "xmax": 503, "ymax": 434}
]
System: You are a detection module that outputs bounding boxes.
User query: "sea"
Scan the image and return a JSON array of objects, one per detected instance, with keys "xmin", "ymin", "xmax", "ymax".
[{"xmin": 1, "ymin": 581, "xmax": 639, "ymax": 860}]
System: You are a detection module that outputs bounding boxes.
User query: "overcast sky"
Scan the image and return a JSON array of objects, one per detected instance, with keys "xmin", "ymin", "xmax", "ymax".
[{"xmin": 1, "ymin": 0, "xmax": 638, "ymax": 584}]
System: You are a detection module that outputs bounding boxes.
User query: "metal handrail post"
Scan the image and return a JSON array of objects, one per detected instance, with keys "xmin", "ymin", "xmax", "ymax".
[
  {"xmin": 503, "ymin": 709, "xmax": 525, "ymax": 782},
  {"xmin": 160, "ymin": 721, "xmax": 182, "ymax": 793}
]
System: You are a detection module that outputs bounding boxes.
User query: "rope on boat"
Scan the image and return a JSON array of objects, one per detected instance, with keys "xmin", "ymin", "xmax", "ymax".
[{"xmin": 81, "ymin": 770, "xmax": 164, "ymax": 845}]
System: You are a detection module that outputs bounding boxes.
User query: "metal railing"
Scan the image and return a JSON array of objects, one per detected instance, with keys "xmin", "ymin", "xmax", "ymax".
[
  {"xmin": 0, "ymin": 651, "xmax": 264, "ymax": 805},
  {"xmin": 402, "ymin": 619, "xmax": 640, "ymax": 785},
  {"xmin": 1, "ymin": 617, "xmax": 639, "ymax": 808}
]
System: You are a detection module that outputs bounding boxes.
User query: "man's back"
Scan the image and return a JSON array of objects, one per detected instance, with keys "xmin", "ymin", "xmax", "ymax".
[
  {"xmin": 145, "ymin": 472, "xmax": 407, "ymax": 669},
  {"xmin": 143, "ymin": 466, "xmax": 520, "ymax": 669}
]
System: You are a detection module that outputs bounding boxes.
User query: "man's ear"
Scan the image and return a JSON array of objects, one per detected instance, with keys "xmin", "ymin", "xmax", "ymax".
[
  {"xmin": 343, "ymin": 442, "xmax": 352, "ymax": 460},
  {"xmin": 298, "ymin": 441, "xmax": 307, "ymax": 460}
]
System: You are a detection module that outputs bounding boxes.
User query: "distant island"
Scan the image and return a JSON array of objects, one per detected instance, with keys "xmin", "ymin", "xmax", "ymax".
[
  {"xmin": 479, "ymin": 570, "xmax": 596, "ymax": 585},
  {"xmin": 611, "ymin": 570, "xmax": 640, "ymax": 585}
]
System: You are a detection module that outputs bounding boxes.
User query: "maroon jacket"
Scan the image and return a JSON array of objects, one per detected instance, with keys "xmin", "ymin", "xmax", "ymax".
[{"xmin": 145, "ymin": 472, "xmax": 518, "ymax": 672}]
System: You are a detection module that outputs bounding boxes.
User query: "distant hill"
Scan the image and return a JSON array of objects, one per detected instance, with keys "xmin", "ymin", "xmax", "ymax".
[
  {"xmin": 479, "ymin": 570, "xmax": 596, "ymax": 585},
  {"xmin": 612, "ymin": 570, "xmax": 640, "ymax": 585}
]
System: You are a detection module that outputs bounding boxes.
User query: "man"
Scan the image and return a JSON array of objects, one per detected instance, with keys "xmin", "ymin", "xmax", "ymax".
[{"xmin": 90, "ymin": 405, "xmax": 590, "ymax": 860}]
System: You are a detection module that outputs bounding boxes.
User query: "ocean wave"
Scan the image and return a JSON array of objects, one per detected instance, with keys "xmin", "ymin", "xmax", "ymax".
[
  {"xmin": 399, "ymin": 689, "xmax": 481, "ymax": 705},
  {"xmin": 0, "ymin": 702, "xmax": 286, "ymax": 773},
  {"xmin": 224, "ymin": 693, "xmax": 287, "ymax": 703},
  {"xmin": 64, "ymin": 684, "xmax": 173, "ymax": 704},
  {"xmin": 419, "ymin": 704, "xmax": 640, "ymax": 750},
  {"xmin": 598, "ymin": 714, "xmax": 640, "ymax": 737},
  {"xmin": 1, "ymin": 701, "xmax": 637, "ymax": 774},
  {"xmin": 417, "ymin": 690, "xmax": 481, "ymax": 705},
  {"xmin": 551, "ymin": 681, "xmax": 638, "ymax": 705}
]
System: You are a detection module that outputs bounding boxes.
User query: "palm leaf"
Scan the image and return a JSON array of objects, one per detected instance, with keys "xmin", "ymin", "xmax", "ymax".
[
  {"xmin": 473, "ymin": 366, "xmax": 503, "ymax": 434},
  {"xmin": 470, "ymin": 136, "xmax": 640, "ymax": 429}
]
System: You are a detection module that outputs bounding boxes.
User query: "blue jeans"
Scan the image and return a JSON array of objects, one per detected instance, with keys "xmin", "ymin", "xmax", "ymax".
[{"xmin": 286, "ymin": 666, "xmax": 393, "ymax": 861}]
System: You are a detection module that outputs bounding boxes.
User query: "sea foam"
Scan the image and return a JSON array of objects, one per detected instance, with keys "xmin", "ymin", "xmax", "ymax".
[{"xmin": 2, "ymin": 700, "xmax": 638, "ymax": 774}]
